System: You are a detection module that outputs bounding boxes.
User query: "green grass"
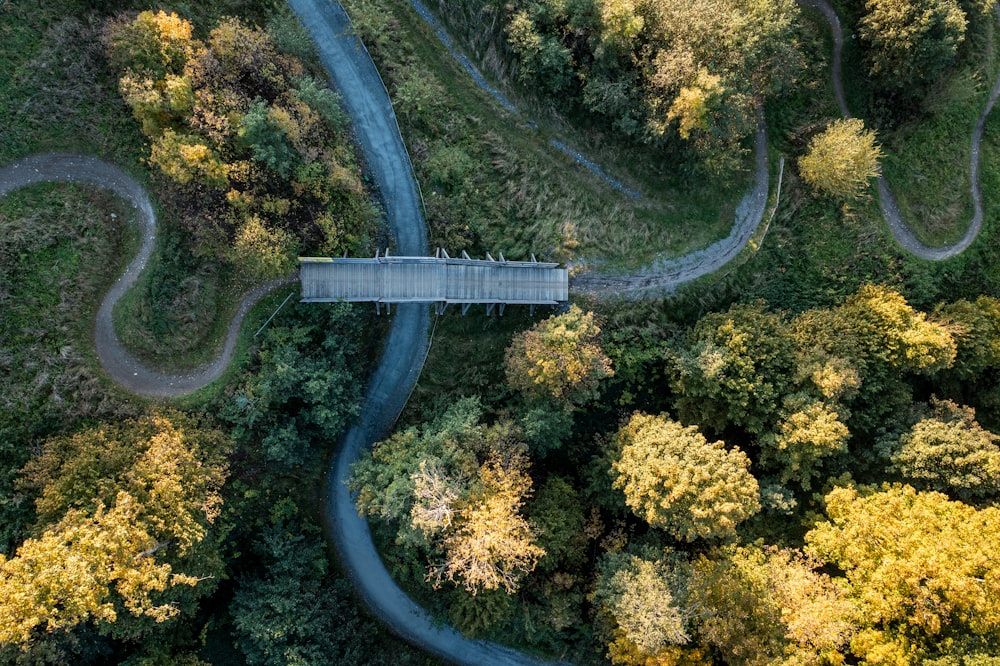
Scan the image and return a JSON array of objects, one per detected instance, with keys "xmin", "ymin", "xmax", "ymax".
[
  {"xmin": 0, "ymin": 184, "xmax": 143, "ymax": 432},
  {"xmin": 111, "ymin": 237, "xmax": 239, "ymax": 372},
  {"xmin": 341, "ymin": 0, "xmax": 751, "ymax": 269},
  {"xmin": 0, "ymin": 1, "xmax": 144, "ymax": 167},
  {"xmin": 882, "ymin": 63, "xmax": 998, "ymax": 246},
  {"xmin": 170, "ymin": 283, "xmax": 301, "ymax": 410},
  {"xmin": 402, "ymin": 306, "xmax": 541, "ymax": 425}
]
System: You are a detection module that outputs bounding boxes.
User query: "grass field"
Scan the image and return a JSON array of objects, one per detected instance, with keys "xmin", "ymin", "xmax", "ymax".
[{"xmin": 0, "ymin": 184, "xmax": 142, "ymax": 425}]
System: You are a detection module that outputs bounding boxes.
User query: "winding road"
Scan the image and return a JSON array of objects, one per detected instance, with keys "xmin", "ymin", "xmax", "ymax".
[
  {"xmin": 1, "ymin": 0, "xmax": 996, "ymax": 664},
  {"xmin": 800, "ymin": 0, "xmax": 1000, "ymax": 260},
  {"xmin": 0, "ymin": 153, "xmax": 293, "ymax": 399}
]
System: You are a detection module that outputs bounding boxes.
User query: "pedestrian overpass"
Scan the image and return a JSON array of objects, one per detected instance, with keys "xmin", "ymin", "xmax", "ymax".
[{"xmin": 299, "ymin": 249, "xmax": 568, "ymax": 314}]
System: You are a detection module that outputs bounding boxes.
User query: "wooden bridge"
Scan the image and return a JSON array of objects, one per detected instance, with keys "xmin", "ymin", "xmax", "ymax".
[{"xmin": 299, "ymin": 249, "xmax": 568, "ymax": 314}]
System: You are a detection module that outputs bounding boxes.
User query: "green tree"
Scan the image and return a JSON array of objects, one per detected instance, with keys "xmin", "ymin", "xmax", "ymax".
[
  {"xmin": 520, "ymin": 406, "xmax": 575, "ymax": 455},
  {"xmin": 221, "ymin": 303, "xmax": 362, "ymax": 470},
  {"xmin": 504, "ymin": 0, "xmax": 802, "ymax": 176},
  {"xmin": 506, "ymin": 10, "xmax": 575, "ymax": 94},
  {"xmin": 353, "ymin": 400, "xmax": 544, "ymax": 595},
  {"xmin": 889, "ymin": 399, "xmax": 1000, "ymax": 500},
  {"xmin": 934, "ymin": 296, "xmax": 1000, "ymax": 380},
  {"xmin": 232, "ymin": 524, "xmax": 365, "ymax": 665},
  {"xmin": 527, "ymin": 476, "xmax": 589, "ymax": 572},
  {"xmin": 806, "ymin": 484, "xmax": 1000, "ymax": 664},
  {"xmin": 611, "ymin": 413, "xmax": 760, "ymax": 541},
  {"xmin": 671, "ymin": 302, "xmax": 795, "ymax": 435},
  {"xmin": 798, "ymin": 119, "xmax": 883, "ymax": 199},
  {"xmin": 591, "ymin": 550, "xmax": 692, "ymax": 660},
  {"xmin": 505, "ymin": 305, "xmax": 614, "ymax": 407},
  {"xmin": 239, "ymin": 99, "xmax": 300, "ymax": 180},
  {"xmin": 859, "ymin": 0, "xmax": 968, "ymax": 88},
  {"xmin": 351, "ymin": 398, "xmax": 483, "ymax": 535}
]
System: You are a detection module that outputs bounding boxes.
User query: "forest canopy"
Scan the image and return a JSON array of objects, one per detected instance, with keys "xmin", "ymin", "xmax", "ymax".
[
  {"xmin": 103, "ymin": 10, "xmax": 378, "ymax": 282},
  {"xmin": 502, "ymin": 0, "xmax": 803, "ymax": 176}
]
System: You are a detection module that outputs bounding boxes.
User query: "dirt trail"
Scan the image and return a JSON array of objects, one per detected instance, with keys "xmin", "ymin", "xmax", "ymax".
[
  {"xmin": 570, "ymin": 110, "xmax": 770, "ymax": 298},
  {"xmin": 0, "ymin": 153, "xmax": 292, "ymax": 398},
  {"xmin": 801, "ymin": 0, "xmax": 1000, "ymax": 260}
]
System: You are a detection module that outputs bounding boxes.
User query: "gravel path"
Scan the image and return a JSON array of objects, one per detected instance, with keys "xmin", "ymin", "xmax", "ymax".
[
  {"xmin": 570, "ymin": 109, "xmax": 771, "ymax": 298},
  {"xmin": 802, "ymin": 0, "xmax": 1000, "ymax": 260},
  {"xmin": 0, "ymin": 153, "xmax": 292, "ymax": 398}
]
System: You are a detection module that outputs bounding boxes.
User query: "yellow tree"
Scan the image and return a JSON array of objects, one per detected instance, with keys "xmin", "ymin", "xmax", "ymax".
[
  {"xmin": 760, "ymin": 399, "xmax": 851, "ymax": 487},
  {"xmin": 836, "ymin": 284, "xmax": 956, "ymax": 373},
  {"xmin": 591, "ymin": 550, "xmax": 693, "ymax": 662},
  {"xmin": 4, "ymin": 413, "xmax": 230, "ymax": 647},
  {"xmin": 148, "ymin": 129, "xmax": 229, "ymax": 188},
  {"xmin": 505, "ymin": 305, "xmax": 614, "ymax": 407},
  {"xmin": 611, "ymin": 413, "xmax": 760, "ymax": 541},
  {"xmin": 890, "ymin": 399, "xmax": 1000, "ymax": 500},
  {"xmin": 0, "ymin": 494, "xmax": 198, "ymax": 645},
  {"xmin": 102, "ymin": 10, "xmax": 197, "ymax": 79},
  {"xmin": 430, "ymin": 453, "xmax": 545, "ymax": 595},
  {"xmin": 666, "ymin": 69, "xmax": 724, "ymax": 140},
  {"xmin": 806, "ymin": 484, "xmax": 1000, "ymax": 663},
  {"xmin": 798, "ymin": 118, "xmax": 883, "ymax": 199},
  {"xmin": 690, "ymin": 545, "xmax": 858, "ymax": 666}
]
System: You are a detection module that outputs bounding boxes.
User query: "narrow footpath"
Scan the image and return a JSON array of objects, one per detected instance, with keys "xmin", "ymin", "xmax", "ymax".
[
  {"xmin": 800, "ymin": 0, "xmax": 1000, "ymax": 260},
  {"xmin": 0, "ymin": 153, "xmax": 291, "ymax": 399}
]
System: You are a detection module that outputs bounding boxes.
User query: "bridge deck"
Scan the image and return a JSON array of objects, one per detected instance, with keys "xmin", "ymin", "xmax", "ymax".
[{"xmin": 299, "ymin": 254, "xmax": 568, "ymax": 304}]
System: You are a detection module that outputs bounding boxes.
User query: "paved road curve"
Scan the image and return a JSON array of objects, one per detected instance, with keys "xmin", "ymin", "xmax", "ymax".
[
  {"xmin": 0, "ymin": 153, "xmax": 291, "ymax": 399},
  {"xmin": 288, "ymin": 1, "xmax": 561, "ymax": 664}
]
